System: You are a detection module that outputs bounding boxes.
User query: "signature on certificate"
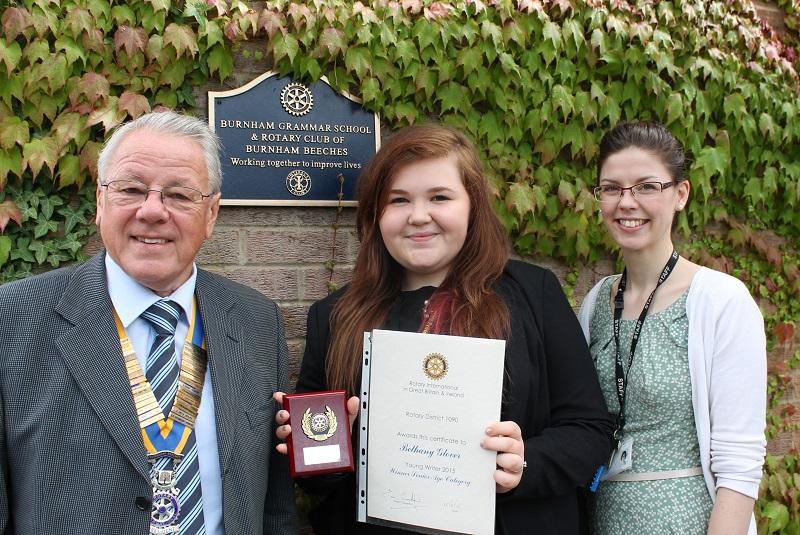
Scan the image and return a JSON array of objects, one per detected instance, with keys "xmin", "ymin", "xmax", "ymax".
[
  {"xmin": 441, "ymin": 497, "xmax": 462, "ymax": 513},
  {"xmin": 383, "ymin": 488, "xmax": 427, "ymax": 510}
]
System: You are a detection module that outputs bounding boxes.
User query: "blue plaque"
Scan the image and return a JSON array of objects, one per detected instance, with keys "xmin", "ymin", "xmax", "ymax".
[{"xmin": 208, "ymin": 72, "xmax": 380, "ymax": 205}]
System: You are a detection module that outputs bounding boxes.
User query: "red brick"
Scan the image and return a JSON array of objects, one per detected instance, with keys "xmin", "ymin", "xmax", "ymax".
[
  {"xmin": 790, "ymin": 373, "xmax": 800, "ymax": 402},
  {"xmin": 343, "ymin": 227, "xmax": 360, "ymax": 259},
  {"xmin": 84, "ymin": 232, "xmax": 104, "ymax": 257},
  {"xmin": 302, "ymin": 266, "xmax": 354, "ymax": 301},
  {"xmin": 767, "ymin": 351, "xmax": 787, "ymax": 372},
  {"xmin": 216, "ymin": 206, "xmax": 356, "ymax": 228},
  {"xmin": 245, "ymin": 228, "xmax": 354, "ymax": 264},
  {"xmin": 753, "ymin": 1, "xmax": 786, "ymax": 33},
  {"xmin": 511, "ymin": 254, "xmax": 578, "ymax": 287},
  {"xmin": 198, "ymin": 228, "xmax": 241, "ymax": 265},
  {"xmin": 574, "ymin": 260, "xmax": 616, "ymax": 305},
  {"xmin": 204, "ymin": 266, "xmax": 299, "ymax": 301},
  {"xmin": 287, "ymin": 339, "xmax": 306, "ymax": 386},
  {"xmin": 281, "ymin": 303, "xmax": 310, "ymax": 339},
  {"xmin": 767, "ymin": 432, "xmax": 794, "ymax": 456}
]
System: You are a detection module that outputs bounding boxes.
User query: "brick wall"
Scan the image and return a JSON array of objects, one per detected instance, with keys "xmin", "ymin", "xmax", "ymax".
[
  {"xmin": 754, "ymin": 0, "xmax": 787, "ymax": 33},
  {"xmin": 199, "ymin": 207, "xmax": 358, "ymax": 381}
]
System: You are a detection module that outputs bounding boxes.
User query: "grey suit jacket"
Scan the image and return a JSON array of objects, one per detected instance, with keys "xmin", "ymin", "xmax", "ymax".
[{"xmin": 0, "ymin": 252, "xmax": 297, "ymax": 534}]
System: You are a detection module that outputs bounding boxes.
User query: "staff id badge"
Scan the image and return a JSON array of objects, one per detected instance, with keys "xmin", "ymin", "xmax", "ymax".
[{"xmin": 602, "ymin": 435, "xmax": 634, "ymax": 480}]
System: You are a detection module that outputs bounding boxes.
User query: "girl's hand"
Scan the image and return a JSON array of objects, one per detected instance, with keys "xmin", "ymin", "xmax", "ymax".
[
  {"xmin": 273, "ymin": 391, "xmax": 291, "ymax": 455},
  {"xmin": 481, "ymin": 420, "xmax": 525, "ymax": 493}
]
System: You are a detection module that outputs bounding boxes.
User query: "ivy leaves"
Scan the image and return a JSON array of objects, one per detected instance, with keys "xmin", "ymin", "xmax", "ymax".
[
  {"xmin": 0, "ymin": 199, "xmax": 22, "ymax": 265},
  {"xmin": 1, "ymin": 0, "xmax": 798, "ymax": 301},
  {"xmin": 250, "ymin": 0, "xmax": 798, "ymax": 270},
  {"xmin": 0, "ymin": 1, "xmax": 797, "ymax": 526},
  {"xmin": 0, "ymin": 0, "xmax": 242, "ymax": 191},
  {"xmin": 0, "ymin": 181, "xmax": 95, "ymax": 279},
  {"xmin": 0, "ymin": 0, "xmax": 241, "ymax": 278}
]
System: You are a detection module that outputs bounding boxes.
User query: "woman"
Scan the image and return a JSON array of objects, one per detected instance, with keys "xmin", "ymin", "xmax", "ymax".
[
  {"xmin": 578, "ymin": 121, "xmax": 766, "ymax": 535},
  {"xmin": 277, "ymin": 124, "xmax": 614, "ymax": 534}
]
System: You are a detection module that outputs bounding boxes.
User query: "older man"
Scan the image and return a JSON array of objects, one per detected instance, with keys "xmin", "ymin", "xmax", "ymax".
[{"xmin": 0, "ymin": 111, "xmax": 297, "ymax": 534}]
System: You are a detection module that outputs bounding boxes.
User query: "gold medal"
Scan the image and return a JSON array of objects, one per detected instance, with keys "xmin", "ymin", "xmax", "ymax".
[{"xmin": 301, "ymin": 406, "xmax": 338, "ymax": 442}]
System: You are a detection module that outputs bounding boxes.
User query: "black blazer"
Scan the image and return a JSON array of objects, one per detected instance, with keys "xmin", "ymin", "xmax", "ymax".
[{"xmin": 295, "ymin": 260, "xmax": 614, "ymax": 535}]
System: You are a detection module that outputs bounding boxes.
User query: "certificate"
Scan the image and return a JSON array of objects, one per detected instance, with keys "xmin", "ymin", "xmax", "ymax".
[{"xmin": 357, "ymin": 329, "xmax": 505, "ymax": 535}]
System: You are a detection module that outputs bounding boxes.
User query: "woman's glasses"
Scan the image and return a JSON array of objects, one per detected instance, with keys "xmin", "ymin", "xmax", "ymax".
[{"xmin": 593, "ymin": 181, "xmax": 674, "ymax": 203}]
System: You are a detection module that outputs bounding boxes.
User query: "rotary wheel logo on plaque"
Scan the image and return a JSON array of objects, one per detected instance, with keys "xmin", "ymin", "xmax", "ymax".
[
  {"xmin": 423, "ymin": 352, "xmax": 448, "ymax": 380},
  {"xmin": 302, "ymin": 406, "xmax": 338, "ymax": 442},
  {"xmin": 286, "ymin": 169, "xmax": 311, "ymax": 197},
  {"xmin": 280, "ymin": 82, "xmax": 314, "ymax": 116}
]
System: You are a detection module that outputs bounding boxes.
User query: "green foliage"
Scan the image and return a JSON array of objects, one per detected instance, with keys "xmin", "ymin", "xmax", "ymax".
[
  {"xmin": 759, "ymin": 453, "xmax": 800, "ymax": 535},
  {"xmin": 0, "ymin": 0, "xmax": 237, "ymax": 281},
  {"xmin": 0, "ymin": 180, "xmax": 95, "ymax": 283},
  {"xmin": 258, "ymin": 0, "xmax": 799, "ymax": 263}
]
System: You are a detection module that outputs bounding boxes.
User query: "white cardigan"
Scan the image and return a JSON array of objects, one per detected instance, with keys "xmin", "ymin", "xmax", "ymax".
[{"xmin": 578, "ymin": 267, "xmax": 766, "ymax": 535}]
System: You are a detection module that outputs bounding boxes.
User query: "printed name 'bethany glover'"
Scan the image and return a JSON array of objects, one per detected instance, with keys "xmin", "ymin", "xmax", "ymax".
[{"xmin": 400, "ymin": 443, "xmax": 461, "ymax": 459}]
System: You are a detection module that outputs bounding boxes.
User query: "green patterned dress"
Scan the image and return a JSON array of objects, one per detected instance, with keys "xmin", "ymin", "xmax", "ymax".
[{"xmin": 588, "ymin": 277, "xmax": 713, "ymax": 535}]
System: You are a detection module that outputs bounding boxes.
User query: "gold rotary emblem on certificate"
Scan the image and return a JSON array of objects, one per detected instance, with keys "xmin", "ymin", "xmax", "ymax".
[
  {"xmin": 302, "ymin": 406, "xmax": 338, "ymax": 442},
  {"xmin": 423, "ymin": 352, "xmax": 448, "ymax": 380}
]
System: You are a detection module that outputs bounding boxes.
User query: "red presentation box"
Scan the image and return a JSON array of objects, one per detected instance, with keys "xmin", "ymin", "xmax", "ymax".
[{"xmin": 283, "ymin": 390, "xmax": 354, "ymax": 477}]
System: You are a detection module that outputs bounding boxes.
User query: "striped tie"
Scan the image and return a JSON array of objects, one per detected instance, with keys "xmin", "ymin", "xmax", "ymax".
[
  {"xmin": 142, "ymin": 301, "xmax": 205, "ymax": 534},
  {"xmin": 142, "ymin": 300, "xmax": 181, "ymax": 414},
  {"xmin": 176, "ymin": 432, "xmax": 205, "ymax": 535}
]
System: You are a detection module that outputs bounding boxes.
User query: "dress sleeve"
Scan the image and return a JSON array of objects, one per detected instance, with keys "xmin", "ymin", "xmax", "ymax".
[
  {"xmin": 511, "ymin": 267, "xmax": 615, "ymax": 499},
  {"xmin": 295, "ymin": 301, "xmax": 329, "ymax": 394}
]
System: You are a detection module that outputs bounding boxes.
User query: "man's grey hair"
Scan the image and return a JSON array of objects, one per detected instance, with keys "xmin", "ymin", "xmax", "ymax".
[{"xmin": 97, "ymin": 111, "xmax": 223, "ymax": 193}]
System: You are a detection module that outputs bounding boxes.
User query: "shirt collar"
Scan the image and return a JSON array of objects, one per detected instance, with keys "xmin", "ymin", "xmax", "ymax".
[{"xmin": 105, "ymin": 253, "xmax": 197, "ymax": 327}]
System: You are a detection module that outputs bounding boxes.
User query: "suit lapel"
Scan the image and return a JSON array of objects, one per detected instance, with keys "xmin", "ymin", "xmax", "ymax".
[
  {"xmin": 55, "ymin": 252, "xmax": 150, "ymax": 481},
  {"xmin": 196, "ymin": 270, "xmax": 244, "ymax": 477}
]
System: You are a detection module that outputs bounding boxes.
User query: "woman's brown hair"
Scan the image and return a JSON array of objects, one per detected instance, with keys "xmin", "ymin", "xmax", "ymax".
[{"xmin": 326, "ymin": 124, "xmax": 511, "ymax": 394}]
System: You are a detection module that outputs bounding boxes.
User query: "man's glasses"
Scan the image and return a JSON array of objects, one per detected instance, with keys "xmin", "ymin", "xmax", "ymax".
[
  {"xmin": 593, "ymin": 181, "xmax": 674, "ymax": 203},
  {"xmin": 100, "ymin": 180, "xmax": 213, "ymax": 211}
]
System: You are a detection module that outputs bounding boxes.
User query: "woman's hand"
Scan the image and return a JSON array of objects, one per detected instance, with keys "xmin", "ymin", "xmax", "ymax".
[
  {"xmin": 272, "ymin": 392, "xmax": 360, "ymax": 455},
  {"xmin": 481, "ymin": 420, "xmax": 525, "ymax": 493},
  {"xmin": 273, "ymin": 391, "xmax": 291, "ymax": 455}
]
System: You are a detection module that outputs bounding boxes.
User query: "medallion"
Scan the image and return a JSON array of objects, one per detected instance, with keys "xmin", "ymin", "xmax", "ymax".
[
  {"xmin": 148, "ymin": 460, "xmax": 182, "ymax": 534},
  {"xmin": 113, "ymin": 300, "xmax": 207, "ymax": 534},
  {"xmin": 301, "ymin": 406, "xmax": 338, "ymax": 442}
]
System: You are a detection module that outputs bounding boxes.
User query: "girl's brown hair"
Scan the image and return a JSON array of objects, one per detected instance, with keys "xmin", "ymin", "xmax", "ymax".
[{"xmin": 326, "ymin": 124, "xmax": 510, "ymax": 394}]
